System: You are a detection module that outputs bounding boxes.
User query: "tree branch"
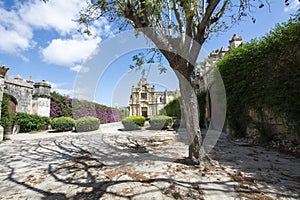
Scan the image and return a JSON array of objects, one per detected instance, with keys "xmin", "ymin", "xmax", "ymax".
[
  {"xmin": 167, "ymin": 0, "xmax": 172, "ymax": 35},
  {"xmin": 172, "ymin": 0, "xmax": 184, "ymax": 34},
  {"xmin": 210, "ymin": 0, "xmax": 229, "ymax": 24},
  {"xmin": 198, "ymin": 0, "xmax": 221, "ymax": 36}
]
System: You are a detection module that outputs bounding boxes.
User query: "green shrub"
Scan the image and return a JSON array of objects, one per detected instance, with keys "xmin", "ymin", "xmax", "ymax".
[
  {"xmin": 122, "ymin": 117, "xmax": 138, "ymax": 130},
  {"xmin": 51, "ymin": 116, "xmax": 75, "ymax": 132},
  {"xmin": 130, "ymin": 116, "xmax": 146, "ymax": 126},
  {"xmin": 121, "ymin": 116, "xmax": 145, "ymax": 130},
  {"xmin": 217, "ymin": 13, "xmax": 300, "ymax": 138},
  {"xmin": 149, "ymin": 115, "xmax": 173, "ymax": 130},
  {"xmin": 161, "ymin": 92, "xmax": 207, "ymax": 128},
  {"xmin": 0, "ymin": 93, "xmax": 12, "ymax": 135},
  {"xmin": 162, "ymin": 97, "xmax": 181, "ymax": 117},
  {"xmin": 13, "ymin": 112, "xmax": 51, "ymax": 133},
  {"xmin": 75, "ymin": 116, "xmax": 100, "ymax": 132}
]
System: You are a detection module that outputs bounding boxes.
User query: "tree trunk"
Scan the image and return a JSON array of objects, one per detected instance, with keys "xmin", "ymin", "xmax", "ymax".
[{"xmin": 175, "ymin": 71, "xmax": 202, "ymax": 163}]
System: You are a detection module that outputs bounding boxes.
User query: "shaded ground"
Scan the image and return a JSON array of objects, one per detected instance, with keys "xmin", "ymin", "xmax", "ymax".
[{"xmin": 0, "ymin": 122, "xmax": 299, "ymax": 199}]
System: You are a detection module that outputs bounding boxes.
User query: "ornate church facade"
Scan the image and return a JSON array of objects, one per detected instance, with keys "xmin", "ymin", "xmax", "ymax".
[{"xmin": 129, "ymin": 78, "xmax": 179, "ymax": 118}]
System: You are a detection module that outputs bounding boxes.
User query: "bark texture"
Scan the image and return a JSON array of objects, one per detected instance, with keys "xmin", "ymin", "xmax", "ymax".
[{"xmin": 175, "ymin": 70, "xmax": 201, "ymax": 163}]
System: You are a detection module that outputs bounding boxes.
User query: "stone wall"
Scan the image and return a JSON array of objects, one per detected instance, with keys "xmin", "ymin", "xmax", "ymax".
[
  {"xmin": 32, "ymin": 81, "xmax": 51, "ymax": 117},
  {"xmin": 4, "ymin": 77, "xmax": 34, "ymax": 114},
  {"xmin": 0, "ymin": 66, "xmax": 51, "ymax": 140}
]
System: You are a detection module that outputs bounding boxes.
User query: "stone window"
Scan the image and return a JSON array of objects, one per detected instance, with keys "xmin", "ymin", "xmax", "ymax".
[{"xmin": 141, "ymin": 93, "xmax": 147, "ymax": 100}]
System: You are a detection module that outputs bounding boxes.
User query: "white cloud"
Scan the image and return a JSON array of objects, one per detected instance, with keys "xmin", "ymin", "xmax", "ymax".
[
  {"xmin": 48, "ymin": 81, "xmax": 74, "ymax": 96},
  {"xmin": 0, "ymin": 7, "xmax": 34, "ymax": 54},
  {"xmin": 0, "ymin": 0, "xmax": 113, "ymax": 69},
  {"xmin": 70, "ymin": 65, "xmax": 90, "ymax": 73},
  {"xmin": 41, "ymin": 37, "xmax": 101, "ymax": 66},
  {"xmin": 284, "ymin": 0, "xmax": 300, "ymax": 13},
  {"xmin": 53, "ymin": 88, "xmax": 74, "ymax": 96},
  {"xmin": 18, "ymin": 0, "xmax": 86, "ymax": 35},
  {"xmin": 88, "ymin": 18, "xmax": 114, "ymax": 39}
]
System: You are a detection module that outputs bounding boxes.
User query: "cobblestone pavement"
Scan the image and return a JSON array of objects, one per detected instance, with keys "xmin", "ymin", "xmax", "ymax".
[{"xmin": 0, "ymin": 122, "xmax": 299, "ymax": 199}]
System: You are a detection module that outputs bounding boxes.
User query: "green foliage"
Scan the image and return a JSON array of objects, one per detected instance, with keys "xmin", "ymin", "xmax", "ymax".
[
  {"xmin": 51, "ymin": 92, "xmax": 121, "ymax": 123},
  {"xmin": 149, "ymin": 115, "xmax": 173, "ymax": 130},
  {"xmin": 3, "ymin": 134, "xmax": 10, "ymax": 140},
  {"xmin": 121, "ymin": 116, "xmax": 146, "ymax": 130},
  {"xmin": 121, "ymin": 117, "xmax": 139, "ymax": 130},
  {"xmin": 162, "ymin": 92, "xmax": 207, "ymax": 128},
  {"xmin": 51, "ymin": 116, "xmax": 75, "ymax": 132},
  {"xmin": 13, "ymin": 113, "xmax": 51, "ymax": 133},
  {"xmin": 50, "ymin": 91, "xmax": 72, "ymax": 118},
  {"xmin": 75, "ymin": 116, "xmax": 100, "ymax": 132},
  {"xmin": 0, "ymin": 93, "xmax": 12, "ymax": 135},
  {"xmin": 217, "ymin": 12, "xmax": 300, "ymax": 138},
  {"xmin": 130, "ymin": 116, "xmax": 146, "ymax": 126},
  {"xmin": 162, "ymin": 97, "xmax": 181, "ymax": 117}
]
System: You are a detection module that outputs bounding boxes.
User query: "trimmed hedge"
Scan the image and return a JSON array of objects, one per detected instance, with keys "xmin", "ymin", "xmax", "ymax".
[
  {"xmin": 13, "ymin": 112, "xmax": 51, "ymax": 133},
  {"xmin": 51, "ymin": 116, "xmax": 75, "ymax": 132},
  {"xmin": 121, "ymin": 117, "xmax": 138, "ymax": 130},
  {"xmin": 149, "ymin": 115, "xmax": 173, "ymax": 130},
  {"xmin": 130, "ymin": 116, "xmax": 146, "ymax": 126},
  {"xmin": 121, "ymin": 116, "xmax": 145, "ymax": 130},
  {"xmin": 75, "ymin": 116, "xmax": 100, "ymax": 132}
]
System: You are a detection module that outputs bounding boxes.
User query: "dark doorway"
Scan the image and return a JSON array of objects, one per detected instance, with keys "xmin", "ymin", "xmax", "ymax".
[
  {"xmin": 8, "ymin": 95, "xmax": 17, "ymax": 114},
  {"xmin": 141, "ymin": 107, "xmax": 148, "ymax": 118},
  {"xmin": 5, "ymin": 94, "xmax": 17, "ymax": 134}
]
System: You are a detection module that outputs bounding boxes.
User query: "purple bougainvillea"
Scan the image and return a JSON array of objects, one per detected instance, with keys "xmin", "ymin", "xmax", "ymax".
[{"xmin": 50, "ymin": 92, "xmax": 121, "ymax": 124}]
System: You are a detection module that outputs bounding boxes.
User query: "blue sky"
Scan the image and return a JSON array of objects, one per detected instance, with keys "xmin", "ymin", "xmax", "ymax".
[{"xmin": 0, "ymin": 0, "xmax": 299, "ymax": 107}]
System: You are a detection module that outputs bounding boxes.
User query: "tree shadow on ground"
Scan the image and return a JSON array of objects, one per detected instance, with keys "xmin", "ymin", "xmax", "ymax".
[
  {"xmin": 209, "ymin": 132, "xmax": 300, "ymax": 199},
  {"xmin": 4, "ymin": 133, "xmax": 239, "ymax": 199}
]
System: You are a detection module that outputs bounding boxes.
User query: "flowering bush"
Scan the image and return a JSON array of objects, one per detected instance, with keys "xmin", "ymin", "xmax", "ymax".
[
  {"xmin": 50, "ymin": 92, "xmax": 121, "ymax": 124},
  {"xmin": 75, "ymin": 116, "xmax": 100, "ymax": 132},
  {"xmin": 50, "ymin": 92, "xmax": 72, "ymax": 118}
]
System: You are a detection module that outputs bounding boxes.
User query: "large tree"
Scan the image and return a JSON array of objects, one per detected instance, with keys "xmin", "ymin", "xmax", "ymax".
[{"xmin": 54, "ymin": 0, "xmax": 283, "ymax": 163}]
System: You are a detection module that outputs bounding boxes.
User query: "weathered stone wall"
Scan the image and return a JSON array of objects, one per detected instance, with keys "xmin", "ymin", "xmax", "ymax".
[
  {"xmin": 4, "ymin": 78, "xmax": 34, "ymax": 114},
  {"xmin": 0, "ymin": 78, "xmax": 4, "ymax": 141},
  {"xmin": 32, "ymin": 97, "xmax": 51, "ymax": 117},
  {"xmin": 32, "ymin": 81, "xmax": 51, "ymax": 117},
  {"xmin": 0, "ymin": 74, "xmax": 51, "ymax": 140}
]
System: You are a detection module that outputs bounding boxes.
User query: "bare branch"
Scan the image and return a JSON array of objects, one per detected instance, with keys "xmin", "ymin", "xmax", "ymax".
[
  {"xmin": 167, "ymin": 0, "xmax": 172, "ymax": 35},
  {"xmin": 172, "ymin": 0, "xmax": 185, "ymax": 34},
  {"xmin": 197, "ymin": 0, "xmax": 221, "ymax": 43},
  {"xmin": 210, "ymin": 0, "xmax": 229, "ymax": 24}
]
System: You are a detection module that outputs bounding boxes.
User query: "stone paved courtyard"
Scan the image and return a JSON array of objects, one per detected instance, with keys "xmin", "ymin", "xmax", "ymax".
[{"xmin": 0, "ymin": 122, "xmax": 299, "ymax": 199}]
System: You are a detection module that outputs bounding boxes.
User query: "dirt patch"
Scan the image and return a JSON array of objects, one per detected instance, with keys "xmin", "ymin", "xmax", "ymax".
[
  {"xmin": 105, "ymin": 167, "xmax": 160, "ymax": 181},
  {"xmin": 163, "ymin": 183, "xmax": 204, "ymax": 200},
  {"xmin": 229, "ymin": 172, "xmax": 275, "ymax": 200}
]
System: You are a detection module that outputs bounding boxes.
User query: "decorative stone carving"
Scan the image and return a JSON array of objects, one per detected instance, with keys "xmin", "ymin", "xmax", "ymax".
[
  {"xmin": 129, "ymin": 78, "xmax": 179, "ymax": 118},
  {"xmin": 0, "ymin": 66, "xmax": 9, "ymax": 78}
]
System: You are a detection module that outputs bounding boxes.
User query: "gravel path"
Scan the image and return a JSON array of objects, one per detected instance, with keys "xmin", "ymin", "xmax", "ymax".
[{"xmin": 0, "ymin": 122, "xmax": 299, "ymax": 199}]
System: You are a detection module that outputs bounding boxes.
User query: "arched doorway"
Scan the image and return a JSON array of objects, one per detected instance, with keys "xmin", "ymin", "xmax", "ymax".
[
  {"xmin": 2, "ymin": 93, "xmax": 18, "ymax": 134},
  {"xmin": 8, "ymin": 95, "xmax": 17, "ymax": 114},
  {"xmin": 141, "ymin": 107, "xmax": 148, "ymax": 118}
]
